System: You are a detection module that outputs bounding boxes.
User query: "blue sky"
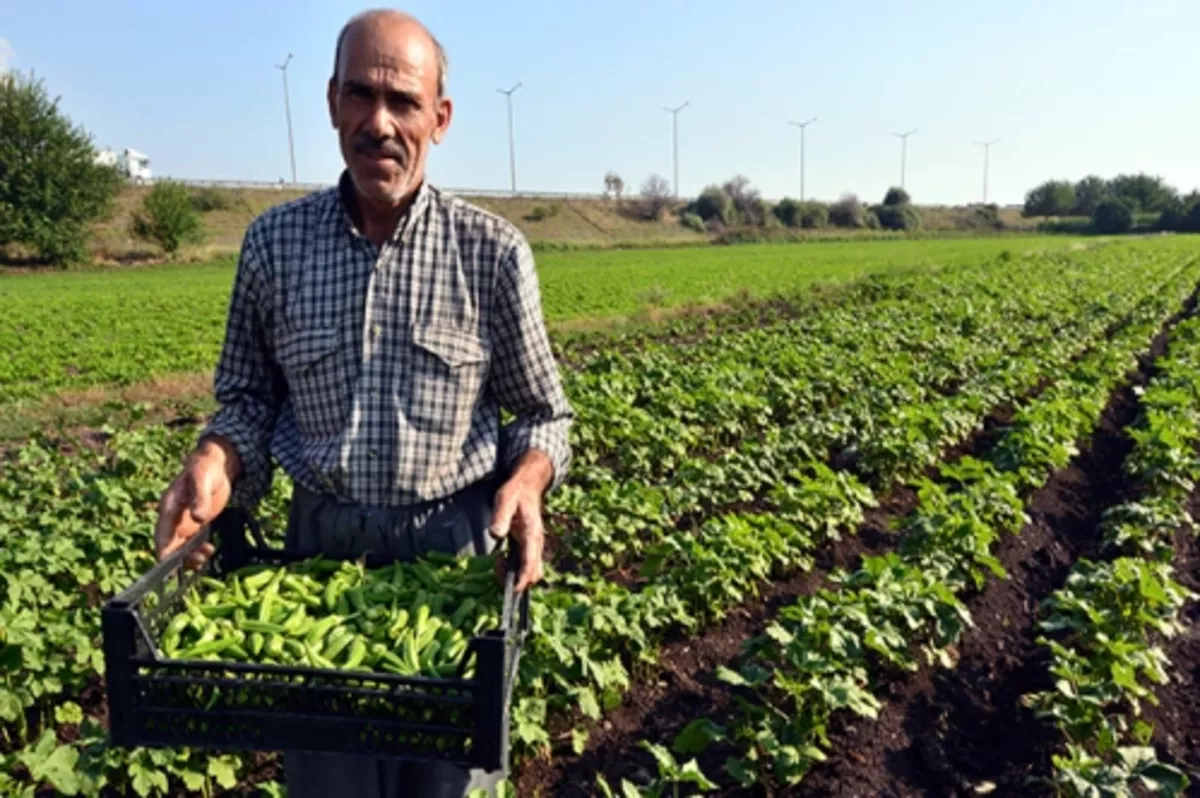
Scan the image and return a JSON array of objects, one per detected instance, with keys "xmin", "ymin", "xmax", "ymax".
[{"xmin": 4, "ymin": 1, "xmax": 1199, "ymax": 205}]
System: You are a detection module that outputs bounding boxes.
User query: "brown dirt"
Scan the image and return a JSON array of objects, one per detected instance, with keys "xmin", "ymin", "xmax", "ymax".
[
  {"xmin": 513, "ymin": 298, "xmax": 1158, "ymax": 795},
  {"xmin": 787, "ymin": 305, "xmax": 1182, "ymax": 797},
  {"xmin": 1143, "ymin": 511, "xmax": 1200, "ymax": 784},
  {"xmin": 514, "ymin": 502, "xmax": 905, "ymax": 798},
  {"xmin": 795, "ymin": 380, "xmax": 1146, "ymax": 797},
  {"xmin": 521, "ymin": 287, "xmax": 1196, "ymax": 797}
]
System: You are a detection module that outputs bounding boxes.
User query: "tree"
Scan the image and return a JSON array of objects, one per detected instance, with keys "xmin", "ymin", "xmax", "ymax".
[
  {"xmin": 773, "ymin": 198, "xmax": 800, "ymax": 227},
  {"xmin": 131, "ymin": 181, "xmax": 204, "ymax": 254},
  {"xmin": 798, "ymin": 203, "xmax": 829, "ymax": 229},
  {"xmin": 1022, "ymin": 180, "xmax": 1075, "ymax": 217},
  {"xmin": 1071, "ymin": 175, "xmax": 1107, "ymax": 216},
  {"xmin": 775, "ymin": 198, "xmax": 828, "ymax": 229},
  {"xmin": 875, "ymin": 203, "xmax": 922, "ymax": 231},
  {"xmin": 829, "ymin": 194, "xmax": 870, "ymax": 228},
  {"xmin": 1106, "ymin": 173, "xmax": 1176, "ymax": 213},
  {"xmin": 603, "ymin": 171, "xmax": 624, "ymax": 201},
  {"xmin": 687, "ymin": 185, "xmax": 736, "ymax": 227},
  {"xmin": 636, "ymin": 174, "xmax": 672, "ymax": 220},
  {"xmin": 882, "ymin": 186, "xmax": 910, "ymax": 206},
  {"xmin": 1090, "ymin": 197, "xmax": 1133, "ymax": 234},
  {"xmin": 1159, "ymin": 192, "xmax": 1200, "ymax": 232},
  {"xmin": 722, "ymin": 175, "xmax": 767, "ymax": 226},
  {"xmin": 0, "ymin": 71, "xmax": 120, "ymax": 265}
]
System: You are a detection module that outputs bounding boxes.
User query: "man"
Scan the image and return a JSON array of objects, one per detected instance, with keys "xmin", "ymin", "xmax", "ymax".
[{"xmin": 153, "ymin": 9, "xmax": 572, "ymax": 797}]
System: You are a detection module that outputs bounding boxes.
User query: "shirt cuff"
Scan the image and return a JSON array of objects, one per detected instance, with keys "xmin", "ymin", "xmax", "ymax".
[
  {"xmin": 201, "ymin": 410, "xmax": 273, "ymax": 508},
  {"xmin": 502, "ymin": 422, "xmax": 572, "ymax": 492}
]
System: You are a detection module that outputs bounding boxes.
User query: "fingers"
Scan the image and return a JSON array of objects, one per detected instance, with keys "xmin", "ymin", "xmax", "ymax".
[
  {"xmin": 513, "ymin": 541, "xmax": 544, "ymax": 594},
  {"xmin": 184, "ymin": 541, "xmax": 216, "ymax": 572},
  {"xmin": 155, "ymin": 453, "xmax": 232, "ymax": 564},
  {"xmin": 489, "ymin": 485, "xmax": 520, "ymax": 540},
  {"xmin": 155, "ymin": 479, "xmax": 190, "ymax": 560},
  {"xmin": 512, "ymin": 514, "xmax": 545, "ymax": 594}
]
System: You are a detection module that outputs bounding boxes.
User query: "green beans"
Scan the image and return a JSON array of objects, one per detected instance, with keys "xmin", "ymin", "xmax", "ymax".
[{"xmin": 162, "ymin": 552, "xmax": 503, "ymax": 678}]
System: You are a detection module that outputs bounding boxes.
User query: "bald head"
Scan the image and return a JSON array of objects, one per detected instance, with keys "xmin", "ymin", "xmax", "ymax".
[
  {"xmin": 332, "ymin": 9, "xmax": 448, "ymax": 97},
  {"xmin": 326, "ymin": 7, "xmax": 453, "ymax": 217}
]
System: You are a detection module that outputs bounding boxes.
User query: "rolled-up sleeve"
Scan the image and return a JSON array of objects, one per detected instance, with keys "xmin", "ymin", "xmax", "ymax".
[
  {"xmin": 200, "ymin": 225, "xmax": 285, "ymax": 507},
  {"xmin": 490, "ymin": 237, "xmax": 574, "ymax": 490}
]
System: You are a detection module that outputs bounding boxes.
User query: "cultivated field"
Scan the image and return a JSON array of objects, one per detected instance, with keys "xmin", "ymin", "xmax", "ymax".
[
  {"xmin": 1, "ymin": 236, "xmax": 1080, "ymax": 413},
  {"xmin": 1, "ymin": 235, "xmax": 1198, "ymax": 796}
]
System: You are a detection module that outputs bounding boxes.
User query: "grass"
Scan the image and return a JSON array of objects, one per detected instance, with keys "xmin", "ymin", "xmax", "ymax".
[
  {"xmin": 89, "ymin": 184, "xmax": 1038, "ymax": 263},
  {"xmin": 89, "ymin": 186, "xmax": 705, "ymax": 261},
  {"xmin": 534, "ymin": 234, "xmax": 1087, "ymax": 319},
  {"xmin": 0, "ymin": 234, "xmax": 1109, "ymax": 417}
]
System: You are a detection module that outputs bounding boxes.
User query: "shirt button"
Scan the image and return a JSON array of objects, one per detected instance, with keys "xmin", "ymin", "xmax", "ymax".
[{"xmin": 373, "ymin": 324, "xmax": 382, "ymax": 339}]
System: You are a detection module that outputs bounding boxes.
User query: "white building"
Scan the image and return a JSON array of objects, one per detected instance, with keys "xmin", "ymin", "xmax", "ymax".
[{"xmin": 94, "ymin": 147, "xmax": 152, "ymax": 182}]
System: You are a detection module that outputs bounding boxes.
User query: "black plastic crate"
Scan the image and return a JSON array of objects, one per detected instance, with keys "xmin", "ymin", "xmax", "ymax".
[{"xmin": 102, "ymin": 507, "xmax": 529, "ymax": 771}]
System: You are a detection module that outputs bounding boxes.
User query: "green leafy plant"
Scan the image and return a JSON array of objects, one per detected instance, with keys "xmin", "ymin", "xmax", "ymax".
[
  {"xmin": 131, "ymin": 181, "xmax": 205, "ymax": 254},
  {"xmin": 0, "ymin": 71, "xmax": 121, "ymax": 265}
]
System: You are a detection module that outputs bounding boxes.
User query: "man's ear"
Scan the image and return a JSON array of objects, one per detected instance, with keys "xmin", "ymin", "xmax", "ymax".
[
  {"xmin": 431, "ymin": 97, "xmax": 453, "ymax": 145},
  {"xmin": 327, "ymin": 78, "xmax": 338, "ymax": 128}
]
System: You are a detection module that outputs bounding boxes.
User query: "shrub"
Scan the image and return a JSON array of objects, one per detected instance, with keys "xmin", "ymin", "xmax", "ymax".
[
  {"xmin": 636, "ymin": 175, "xmax": 673, "ymax": 220},
  {"xmin": 1090, "ymin": 197, "xmax": 1134, "ymax": 234},
  {"xmin": 828, "ymin": 194, "xmax": 869, "ymax": 228},
  {"xmin": 1037, "ymin": 217, "xmax": 1092, "ymax": 235},
  {"xmin": 874, "ymin": 203, "xmax": 922, "ymax": 231},
  {"xmin": 688, "ymin": 185, "xmax": 737, "ymax": 226},
  {"xmin": 189, "ymin": 187, "xmax": 234, "ymax": 212},
  {"xmin": 722, "ymin": 175, "xmax": 766, "ymax": 226},
  {"xmin": 0, "ymin": 72, "xmax": 121, "ymax": 265},
  {"xmin": 1157, "ymin": 206, "xmax": 1187, "ymax": 232},
  {"xmin": 1156, "ymin": 193, "xmax": 1200, "ymax": 232},
  {"xmin": 798, "ymin": 202, "xmax": 829, "ymax": 229},
  {"xmin": 524, "ymin": 203, "xmax": 560, "ymax": 222},
  {"xmin": 1023, "ymin": 180, "xmax": 1075, "ymax": 217},
  {"xmin": 131, "ymin": 181, "xmax": 204, "ymax": 254},
  {"xmin": 882, "ymin": 186, "xmax": 910, "ymax": 206},
  {"xmin": 955, "ymin": 204, "xmax": 1004, "ymax": 231},
  {"xmin": 772, "ymin": 197, "xmax": 801, "ymax": 228},
  {"xmin": 679, "ymin": 212, "xmax": 705, "ymax": 233}
]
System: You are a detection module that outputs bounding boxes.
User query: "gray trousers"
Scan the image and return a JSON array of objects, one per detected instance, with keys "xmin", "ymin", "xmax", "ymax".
[{"xmin": 281, "ymin": 479, "xmax": 503, "ymax": 798}]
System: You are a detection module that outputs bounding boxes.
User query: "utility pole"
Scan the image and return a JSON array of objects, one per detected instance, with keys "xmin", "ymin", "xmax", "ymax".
[
  {"xmin": 975, "ymin": 138, "xmax": 1000, "ymax": 204},
  {"xmin": 497, "ymin": 82, "xmax": 522, "ymax": 195},
  {"xmin": 789, "ymin": 117, "xmax": 817, "ymax": 202},
  {"xmin": 275, "ymin": 53, "xmax": 297, "ymax": 184},
  {"xmin": 664, "ymin": 101, "xmax": 689, "ymax": 197},
  {"xmin": 891, "ymin": 128, "xmax": 918, "ymax": 190}
]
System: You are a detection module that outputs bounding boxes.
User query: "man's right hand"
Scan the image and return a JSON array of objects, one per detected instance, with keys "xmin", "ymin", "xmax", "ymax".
[{"xmin": 155, "ymin": 436, "xmax": 241, "ymax": 570}]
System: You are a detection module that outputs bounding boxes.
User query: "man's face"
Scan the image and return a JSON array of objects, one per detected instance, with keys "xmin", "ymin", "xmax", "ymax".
[{"xmin": 327, "ymin": 18, "xmax": 451, "ymax": 209}]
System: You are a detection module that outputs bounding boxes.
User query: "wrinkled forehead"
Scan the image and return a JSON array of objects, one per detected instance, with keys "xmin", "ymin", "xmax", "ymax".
[{"xmin": 337, "ymin": 21, "xmax": 437, "ymax": 94}]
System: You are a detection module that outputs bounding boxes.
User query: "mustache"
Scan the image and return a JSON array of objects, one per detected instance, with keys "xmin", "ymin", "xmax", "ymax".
[{"xmin": 353, "ymin": 133, "xmax": 407, "ymax": 165}]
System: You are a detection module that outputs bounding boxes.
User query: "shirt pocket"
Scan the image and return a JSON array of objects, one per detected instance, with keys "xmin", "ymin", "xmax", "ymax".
[
  {"xmin": 275, "ymin": 325, "xmax": 346, "ymax": 436},
  {"xmin": 406, "ymin": 324, "xmax": 490, "ymax": 438}
]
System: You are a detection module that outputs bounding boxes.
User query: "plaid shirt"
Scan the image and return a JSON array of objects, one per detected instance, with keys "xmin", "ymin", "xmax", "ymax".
[{"xmin": 203, "ymin": 175, "xmax": 573, "ymax": 508}]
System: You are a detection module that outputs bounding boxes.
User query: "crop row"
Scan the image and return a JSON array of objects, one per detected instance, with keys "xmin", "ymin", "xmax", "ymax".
[
  {"xmin": 0, "ymin": 247, "xmax": 1193, "ymax": 795},
  {"xmin": 654, "ymin": 259, "xmax": 1200, "ymax": 794},
  {"xmin": 507, "ymin": 252, "xmax": 1200, "ymax": 760},
  {"xmin": 0, "ymin": 237, "xmax": 1100, "ymax": 408},
  {"xmin": 1022, "ymin": 315, "xmax": 1200, "ymax": 796},
  {"xmin": 553, "ymin": 247, "xmax": 1191, "ymax": 575}
]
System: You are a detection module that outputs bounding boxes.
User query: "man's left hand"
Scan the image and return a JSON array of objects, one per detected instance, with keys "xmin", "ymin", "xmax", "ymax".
[{"xmin": 489, "ymin": 450, "xmax": 554, "ymax": 593}]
